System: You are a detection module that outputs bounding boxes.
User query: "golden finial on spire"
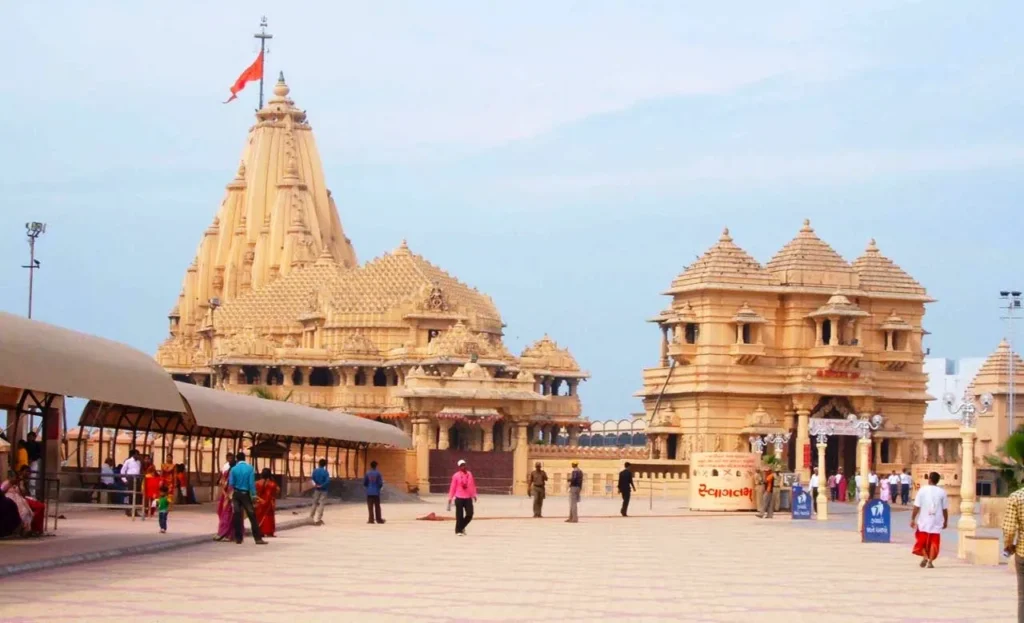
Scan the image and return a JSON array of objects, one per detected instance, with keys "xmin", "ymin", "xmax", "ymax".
[
  {"xmin": 801, "ymin": 218, "xmax": 813, "ymax": 232},
  {"xmin": 719, "ymin": 227, "xmax": 732, "ymax": 242}
]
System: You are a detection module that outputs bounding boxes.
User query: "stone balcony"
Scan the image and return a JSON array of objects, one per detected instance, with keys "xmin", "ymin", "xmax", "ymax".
[
  {"xmin": 876, "ymin": 349, "xmax": 916, "ymax": 371},
  {"xmin": 807, "ymin": 343, "xmax": 863, "ymax": 369},
  {"xmin": 729, "ymin": 342, "xmax": 765, "ymax": 365},
  {"xmin": 668, "ymin": 342, "xmax": 697, "ymax": 364}
]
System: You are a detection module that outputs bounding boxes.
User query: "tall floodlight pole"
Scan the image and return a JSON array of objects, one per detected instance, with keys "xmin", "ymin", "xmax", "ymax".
[
  {"xmin": 1001, "ymin": 291, "xmax": 1021, "ymax": 432},
  {"xmin": 23, "ymin": 222, "xmax": 46, "ymax": 318},
  {"xmin": 254, "ymin": 17, "xmax": 273, "ymax": 109}
]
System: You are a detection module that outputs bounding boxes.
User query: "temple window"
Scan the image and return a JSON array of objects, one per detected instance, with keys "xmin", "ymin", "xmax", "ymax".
[
  {"xmin": 551, "ymin": 378, "xmax": 565, "ymax": 396},
  {"xmin": 821, "ymin": 319, "xmax": 832, "ymax": 346},
  {"xmin": 242, "ymin": 366, "xmax": 261, "ymax": 385},
  {"xmin": 684, "ymin": 323, "xmax": 699, "ymax": 344},
  {"xmin": 309, "ymin": 367, "xmax": 332, "ymax": 387},
  {"xmin": 372, "ymin": 368, "xmax": 388, "ymax": 387},
  {"xmin": 291, "ymin": 368, "xmax": 304, "ymax": 386},
  {"xmin": 741, "ymin": 324, "xmax": 752, "ymax": 345},
  {"xmin": 354, "ymin": 368, "xmax": 367, "ymax": 386},
  {"xmin": 267, "ymin": 368, "xmax": 284, "ymax": 386},
  {"xmin": 427, "ymin": 329, "xmax": 440, "ymax": 343}
]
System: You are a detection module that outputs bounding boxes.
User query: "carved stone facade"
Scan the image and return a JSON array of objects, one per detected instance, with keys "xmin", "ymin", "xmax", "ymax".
[
  {"xmin": 155, "ymin": 77, "xmax": 589, "ymax": 495},
  {"xmin": 639, "ymin": 222, "xmax": 932, "ymax": 482}
]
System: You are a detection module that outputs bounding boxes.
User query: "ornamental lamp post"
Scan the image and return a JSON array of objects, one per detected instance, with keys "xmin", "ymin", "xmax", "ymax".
[
  {"xmin": 850, "ymin": 414, "xmax": 883, "ymax": 533},
  {"xmin": 943, "ymin": 389, "xmax": 993, "ymax": 559},
  {"xmin": 749, "ymin": 435, "xmax": 767, "ymax": 455},
  {"xmin": 811, "ymin": 422, "xmax": 836, "ymax": 521},
  {"xmin": 764, "ymin": 432, "xmax": 792, "ymax": 461}
]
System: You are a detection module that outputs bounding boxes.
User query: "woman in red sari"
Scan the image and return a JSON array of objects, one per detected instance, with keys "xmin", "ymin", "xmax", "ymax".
[
  {"xmin": 160, "ymin": 454, "xmax": 176, "ymax": 507},
  {"xmin": 143, "ymin": 464, "xmax": 161, "ymax": 518},
  {"xmin": 254, "ymin": 468, "xmax": 280, "ymax": 537},
  {"xmin": 1, "ymin": 466, "xmax": 45, "ymax": 535}
]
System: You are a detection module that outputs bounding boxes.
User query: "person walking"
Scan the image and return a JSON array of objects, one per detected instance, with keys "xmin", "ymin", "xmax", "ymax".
[
  {"xmin": 1000, "ymin": 484, "xmax": 1024, "ymax": 621},
  {"xmin": 868, "ymin": 470, "xmax": 879, "ymax": 499},
  {"xmin": 363, "ymin": 460, "xmax": 385, "ymax": 524},
  {"xmin": 527, "ymin": 462, "xmax": 548, "ymax": 518},
  {"xmin": 156, "ymin": 484, "xmax": 170, "ymax": 534},
  {"xmin": 228, "ymin": 452, "xmax": 267, "ymax": 545},
  {"xmin": 618, "ymin": 462, "xmax": 636, "ymax": 517},
  {"xmin": 809, "ymin": 468, "xmax": 820, "ymax": 514},
  {"xmin": 910, "ymin": 471, "xmax": 948, "ymax": 568},
  {"xmin": 827, "ymin": 473, "xmax": 837, "ymax": 502},
  {"xmin": 756, "ymin": 467, "xmax": 775, "ymax": 519},
  {"xmin": 887, "ymin": 471, "xmax": 900, "ymax": 504},
  {"xmin": 900, "ymin": 469, "xmax": 912, "ymax": 506},
  {"xmin": 120, "ymin": 449, "xmax": 142, "ymax": 516},
  {"xmin": 835, "ymin": 468, "xmax": 847, "ymax": 503},
  {"xmin": 448, "ymin": 459, "xmax": 477, "ymax": 536},
  {"xmin": 310, "ymin": 458, "xmax": 330, "ymax": 526},
  {"xmin": 566, "ymin": 461, "xmax": 583, "ymax": 523}
]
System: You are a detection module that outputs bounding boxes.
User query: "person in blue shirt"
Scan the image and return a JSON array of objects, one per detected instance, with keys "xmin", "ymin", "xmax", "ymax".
[
  {"xmin": 310, "ymin": 459, "xmax": 330, "ymax": 526},
  {"xmin": 228, "ymin": 452, "xmax": 267, "ymax": 545},
  {"xmin": 363, "ymin": 460, "xmax": 386, "ymax": 525}
]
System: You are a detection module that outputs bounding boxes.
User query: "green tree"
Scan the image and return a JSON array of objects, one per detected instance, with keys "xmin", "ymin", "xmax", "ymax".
[
  {"xmin": 984, "ymin": 430, "xmax": 1024, "ymax": 494},
  {"xmin": 249, "ymin": 387, "xmax": 294, "ymax": 402}
]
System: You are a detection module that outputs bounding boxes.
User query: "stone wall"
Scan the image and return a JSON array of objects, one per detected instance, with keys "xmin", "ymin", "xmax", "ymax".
[{"xmin": 528, "ymin": 453, "xmax": 689, "ymax": 499}]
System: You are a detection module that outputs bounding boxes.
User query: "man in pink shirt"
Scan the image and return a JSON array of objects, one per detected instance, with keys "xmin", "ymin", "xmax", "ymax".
[{"xmin": 448, "ymin": 459, "xmax": 478, "ymax": 536}]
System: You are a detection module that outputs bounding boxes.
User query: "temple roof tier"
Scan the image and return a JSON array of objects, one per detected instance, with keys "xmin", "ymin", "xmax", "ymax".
[
  {"xmin": 668, "ymin": 228, "xmax": 777, "ymax": 293},
  {"xmin": 732, "ymin": 303, "xmax": 767, "ymax": 324},
  {"xmin": 969, "ymin": 339, "xmax": 1024, "ymax": 393},
  {"xmin": 879, "ymin": 310, "xmax": 913, "ymax": 331},
  {"xmin": 852, "ymin": 239, "xmax": 931, "ymax": 300},
  {"xmin": 766, "ymin": 219, "xmax": 857, "ymax": 289}
]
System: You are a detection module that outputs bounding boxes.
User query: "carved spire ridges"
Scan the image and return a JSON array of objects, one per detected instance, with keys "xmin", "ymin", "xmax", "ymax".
[
  {"xmin": 671, "ymin": 226, "xmax": 777, "ymax": 291},
  {"xmin": 969, "ymin": 339, "xmax": 1024, "ymax": 393},
  {"xmin": 851, "ymin": 238, "xmax": 928, "ymax": 297}
]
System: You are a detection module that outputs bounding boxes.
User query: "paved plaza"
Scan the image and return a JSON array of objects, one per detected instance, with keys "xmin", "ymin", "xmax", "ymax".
[{"xmin": 0, "ymin": 495, "xmax": 1017, "ymax": 622}]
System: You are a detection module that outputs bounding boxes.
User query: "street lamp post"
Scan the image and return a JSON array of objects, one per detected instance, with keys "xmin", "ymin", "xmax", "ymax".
[
  {"xmin": 1001, "ymin": 291, "xmax": 1021, "ymax": 433},
  {"xmin": 811, "ymin": 422, "xmax": 836, "ymax": 521},
  {"xmin": 23, "ymin": 222, "xmax": 46, "ymax": 319},
  {"xmin": 850, "ymin": 414, "xmax": 883, "ymax": 533},
  {"xmin": 944, "ymin": 389, "xmax": 994, "ymax": 559},
  {"xmin": 764, "ymin": 432, "xmax": 792, "ymax": 461},
  {"xmin": 749, "ymin": 435, "xmax": 767, "ymax": 455}
]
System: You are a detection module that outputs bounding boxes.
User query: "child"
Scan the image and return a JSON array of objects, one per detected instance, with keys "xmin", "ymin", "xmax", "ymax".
[{"xmin": 157, "ymin": 485, "xmax": 170, "ymax": 534}]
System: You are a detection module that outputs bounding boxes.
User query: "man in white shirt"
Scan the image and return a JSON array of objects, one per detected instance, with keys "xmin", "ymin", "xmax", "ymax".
[
  {"xmin": 887, "ymin": 472, "xmax": 900, "ymax": 504},
  {"xmin": 809, "ymin": 468, "xmax": 820, "ymax": 514},
  {"xmin": 900, "ymin": 469, "xmax": 913, "ymax": 505},
  {"xmin": 868, "ymin": 471, "xmax": 879, "ymax": 499},
  {"xmin": 854, "ymin": 473, "xmax": 864, "ymax": 500},
  {"xmin": 119, "ymin": 449, "xmax": 142, "ymax": 516},
  {"xmin": 910, "ymin": 471, "xmax": 949, "ymax": 568}
]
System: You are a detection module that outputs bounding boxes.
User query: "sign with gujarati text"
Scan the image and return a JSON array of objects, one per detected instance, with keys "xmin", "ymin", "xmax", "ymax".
[
  {"xmin": 809, "ymin": 417, "xmax": 862, "ymax": 437},
  {"xmin": 791, "ymin": 485, "xmax": 813, "ymax": 519},
  {"xmin": 862, "ymin": 499, "xmax": 891, "ymax": 543},
  {"xmin": 689, "ymin": 452, "xmax": 757, "ymax": 512}
]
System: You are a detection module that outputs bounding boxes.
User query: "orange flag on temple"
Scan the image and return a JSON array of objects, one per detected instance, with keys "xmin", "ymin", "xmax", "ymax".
[{"xmin": 224, "ymin": 50, "xmax": 264, "ymax": 103}]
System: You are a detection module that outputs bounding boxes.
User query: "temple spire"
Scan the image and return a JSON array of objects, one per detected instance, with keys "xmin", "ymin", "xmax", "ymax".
[{"xmin": 254, "ymin": 16, "xmax": 273, "ymax": 109}]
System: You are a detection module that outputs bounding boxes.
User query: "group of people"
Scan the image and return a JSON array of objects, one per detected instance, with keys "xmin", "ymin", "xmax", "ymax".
[
  {"xmin": 0, "ymin": 464, "xmax": 45, "ymax": 538},
  {"xmin": 819, "ymin": 468, "xmax": 915, "ymax": 505},
  {"xmin": 213, "ymin": 451, "xmax": 277, "ymax": 544}
]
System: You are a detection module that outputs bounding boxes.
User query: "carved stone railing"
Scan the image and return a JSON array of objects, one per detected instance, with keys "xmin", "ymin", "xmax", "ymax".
[{"xmin": 528, "ymin": 445, "xmax": 648, "ymax": 459}]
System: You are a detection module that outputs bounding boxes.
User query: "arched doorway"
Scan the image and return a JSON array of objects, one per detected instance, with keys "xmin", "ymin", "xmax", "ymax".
[{"xmin": 811, "ymin": 396, "xmax": 858, "ymax": 479}]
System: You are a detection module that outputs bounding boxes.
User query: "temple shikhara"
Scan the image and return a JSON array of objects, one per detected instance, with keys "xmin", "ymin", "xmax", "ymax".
[
  {"xmin": 155, "ymin": 74, "xmax": 589, "ymax": 494},
  {"xmin": 639, "ymin": 222, "xmax": 933, "ymax": 484}
]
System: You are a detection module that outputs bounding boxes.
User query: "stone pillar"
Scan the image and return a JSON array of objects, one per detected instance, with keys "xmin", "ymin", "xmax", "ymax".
[
  {"xmin": 437, "ymin": 420, "xmax": 452, "ymax": 450},
  {"xmin": 663, "ymin": 327, "xmax": 671, "ymax": 366},
  {"xmin": 568, "ymin": 426, "xmax": 580, "ymax": 447},
  {"xmin": 513, "ymin": 422, "xmax": 530, "ymax": 495},
  {"xmin": 224, "ymin": 365, "xmax": 240, "ymax": 385},
  {"xmin": 873, "ymin": 437, "xmax": 882, "ymax": 469},
  {"xmin": 796, "ymin": 408, "xmax": 810, "ymax": 483},
  {"xmin": 428, "ymin": 422, "xmax": 438, "ymax": 450},
  {"xmin": 815, "ymin": 320, "xmax": 823, "ymax": 346},
  {"xmin": 816, "ymin": 442, "xmax": 829, "ymax": 521},
  {"xmin": 258, "ymin": 367, "xmax": 269, "ymax": 385},
  {"xmin": 281, "ymin": 365, "xmax": 295, "ymax": 387},
  {"xmin": 345, "ymin": 366, "xmax": 357, "ymax": 387},
  {"xmin": 829, "ymin": 316, "xmax": 839, "ymax": 345},
  {"xmin": 414, "ymin": 417, "xmax": 431, "ymax": 493},
  {"xmin": 958, "ymin": 427, "xmax": 978, "ymax": 560},
  {"xmin": 482, "ymin": 421, "xmax": 495, "ymax": 452},
  {"xmin": 301, "ymin": 367, "xmax": 313, "ymax": 386},
  {"xmin": 895, "ymin": 439, "xmax": 904, "ymax": 465},
  {"xmin": 857, "ymin": 437, "xmax": 871, "ymax": 533}
]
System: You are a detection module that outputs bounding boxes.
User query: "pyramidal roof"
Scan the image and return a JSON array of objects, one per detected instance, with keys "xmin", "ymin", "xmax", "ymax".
[
  {"xmin": 852, "ymin": 239, "xmax": 929, "ymax": 298},
  {"xmin": 166, "ymin": 73, "xmax": 357, "ymax": 337},
  {"xmin": 669, "ymin": 228, "xmax": 777, "ymax": 292},
  {"xmin": 969, "ymin": 339, "xmax": 1024, "ymax": 393},
  {"xmin": 327, "ymin": 241, "xmax": 504, "ymax": 331},
  {"xmin": 765, "ymin": 219, "xmax": 857, "ymax": 289}
]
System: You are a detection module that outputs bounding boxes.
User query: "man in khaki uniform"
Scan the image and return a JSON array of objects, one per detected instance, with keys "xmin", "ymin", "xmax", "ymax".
[{"xmin": 527, "ymin": 462, "xmax": 548, "ymax": 518}]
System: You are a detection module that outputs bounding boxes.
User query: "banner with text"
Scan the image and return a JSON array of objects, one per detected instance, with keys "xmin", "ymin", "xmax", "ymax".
[{"xmin": 689, "ymin": 452, "xmax": 757, "ymax": 511}]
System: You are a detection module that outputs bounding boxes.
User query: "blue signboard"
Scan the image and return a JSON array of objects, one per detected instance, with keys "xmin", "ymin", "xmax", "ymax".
[
  {"xmin": 862, "ymin": 499, "xmax": 891, "ymax": 543},
  {"xmin": 791, "ymin": 485, "xmax": 813, "ymax": 520}
]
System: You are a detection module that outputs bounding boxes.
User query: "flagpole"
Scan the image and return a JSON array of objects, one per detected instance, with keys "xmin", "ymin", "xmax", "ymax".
[{"xmin": 254, "ymin": 16, "xmax": 272, "ymax": 109}]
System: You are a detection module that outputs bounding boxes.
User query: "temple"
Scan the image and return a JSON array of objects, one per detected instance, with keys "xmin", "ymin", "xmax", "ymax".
[
  {"xmin": 156, "ymin": 74, "xmax": 589, "ymax": 494},
  {"xmin": 638, "ymin": 221, "xmax": 933, "ymax": 482}
]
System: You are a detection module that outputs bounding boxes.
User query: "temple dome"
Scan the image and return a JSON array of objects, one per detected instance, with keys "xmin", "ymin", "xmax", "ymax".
[
  {"xmin": 766, "ymin": 220, "xmax": 857, "ymax": 289},
  {"xmin": 668, "ymin": 228, "xmax": 777, "ymax": 293},
  {"xmin": 519, "ymin": 335, "xmax": 586, "ymax": 377},
  {"xmin": 970, "ymin": 340, "xmax": 1024, "ymax": 394}
]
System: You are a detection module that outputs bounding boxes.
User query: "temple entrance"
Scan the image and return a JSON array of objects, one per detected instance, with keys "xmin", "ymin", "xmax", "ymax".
[
  {"xmin": 428, "ymin": 449, "xmax": 513, "ymax": 494},
  {"xmin": 810, "ymin": 396, "xmax": 858, "ymax": 479}
]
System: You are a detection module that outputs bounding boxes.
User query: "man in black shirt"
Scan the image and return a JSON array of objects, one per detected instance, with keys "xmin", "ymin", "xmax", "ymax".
[
  {"xmin": 566, "ymin": 462, "xmax": 583, "ymax": 523},
  {"xmin": 618, "ymin": 462, "xmax": 636, "ymax": 517},
  {"xmin": 25, "ymin": 432, "xmax": 42, "ymax": 496}
]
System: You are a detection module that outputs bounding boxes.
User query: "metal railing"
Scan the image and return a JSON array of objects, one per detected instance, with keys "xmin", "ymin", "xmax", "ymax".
[{"xmin": 427, "ymin": 476, "xmax": 513, "ymax": 495}]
